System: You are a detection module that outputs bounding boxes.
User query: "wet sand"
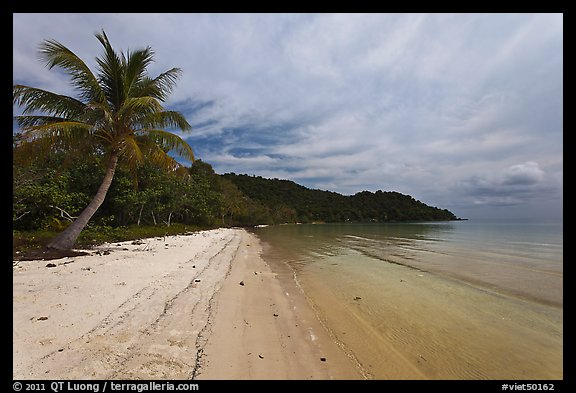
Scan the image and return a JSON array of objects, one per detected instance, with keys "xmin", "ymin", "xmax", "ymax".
[{"xmin": 196, "ymin": 230, "xmax": 362, "ymax": 379}]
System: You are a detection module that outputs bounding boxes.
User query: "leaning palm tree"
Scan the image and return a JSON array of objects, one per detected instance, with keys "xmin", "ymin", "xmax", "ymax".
[{"xmin": 13, "ymin": 30, "xmax": 194, "ymax": 250}]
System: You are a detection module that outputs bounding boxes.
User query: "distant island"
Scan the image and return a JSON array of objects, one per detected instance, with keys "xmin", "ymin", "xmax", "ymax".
[{"xmin": 222, "ymin": 173, "xmax": 459, "ymax": 224}]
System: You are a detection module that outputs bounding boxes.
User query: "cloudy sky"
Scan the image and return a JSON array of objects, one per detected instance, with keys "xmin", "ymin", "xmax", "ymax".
[{"xmin": 13, "ymin": 13, "xmax": 563, "ymax": 219}]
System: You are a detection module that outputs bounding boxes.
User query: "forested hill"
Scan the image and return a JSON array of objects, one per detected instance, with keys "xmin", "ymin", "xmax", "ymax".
[
  {"xmin": 221, "ymin": 173, "xmax": 458, "ymax": 223},
  {"xmin": 13, "ymin": 152, "xmax": 457, "ymax": 233}
]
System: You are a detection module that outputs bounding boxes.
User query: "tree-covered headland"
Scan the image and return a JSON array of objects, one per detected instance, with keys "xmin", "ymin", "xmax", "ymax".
[{"xmin": 14, "ymin": 150, "xmax": 457, "ymax": 233}]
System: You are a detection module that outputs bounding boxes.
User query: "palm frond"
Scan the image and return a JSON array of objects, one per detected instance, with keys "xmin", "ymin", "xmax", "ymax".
[
  {"xmin": 137, "ymin": 129, "xmax": 195, "ymax": 163},
  {"xmin": 39, "ymin": 39, "xmax": 106, "ymax": 104},
  {"xmin": 13, "ymin": 85, "xmax": 86, "ymax": 117},
  {"xmin": 136, "ymin": 110, "xmax": 192, "ymax": 132},
  {"xmin": 15, "ymin": 115, "xmax": 72, "ymax": 129},
  {"xmin": 118, "ymin": 135, "xmax": 145, "ymax": 169},
  {"xmin": 21, "ymin": 121, "xmax": 93, "ymax": 143},
  {"xmin": 135, "ymin": 68, "xmax": 182, "ymax": 101},
  {"xmin": 140, "ymin": 141, "xmax": 184, "ymax": 173},
  {"xmin": 151, "ymin": 68, "xmax": 182, "ymax": 99},
  {"xmin": 122, "ymin": 47, "xmax": 155, "ymax": 98},
  {"xmin": 84, "ymin": 101, "xmax": 114, "ymax": 127},
  {"xmin": 93, "ymin": 131, "xmax": 113, "ymax": 145},
  {"xmin": 118, "ymin": 96, "xmax": 164, "ymax": 122},
  {"xmin": 15, "ymin": 121, "xmax": 96, "ymax": 162},
  {"xmin": 95, "ymin": 30, "xmax": 124, "ymax": 111}
]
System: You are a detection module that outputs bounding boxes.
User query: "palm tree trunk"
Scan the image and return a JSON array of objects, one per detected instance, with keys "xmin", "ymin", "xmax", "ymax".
[{"xmin": 47, "ymin": 154, "xmax": 119, "ymax": 250}]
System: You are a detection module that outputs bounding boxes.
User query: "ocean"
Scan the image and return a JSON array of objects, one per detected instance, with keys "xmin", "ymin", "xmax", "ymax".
[{"xmin": 253, "ymin": 219, "xmax": 563, "ymax": 379}]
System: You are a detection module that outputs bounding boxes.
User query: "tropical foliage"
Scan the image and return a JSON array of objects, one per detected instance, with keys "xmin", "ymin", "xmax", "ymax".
[
  {"xmin": 13, "ymin": 30, "xmax": 194, "ymax": 249},
  {"xmin": 13, "ymin": 148, "xmax": 458, "ymax": 237},
  {"xmin": 222, "ymin": 174, "xmax": 458, "ymax": 223}
]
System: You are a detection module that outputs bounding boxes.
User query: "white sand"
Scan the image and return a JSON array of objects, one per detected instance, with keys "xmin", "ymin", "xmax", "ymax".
[{"xmin": 13, "ymin": 228, "xmax": 362, "ymax": 380}]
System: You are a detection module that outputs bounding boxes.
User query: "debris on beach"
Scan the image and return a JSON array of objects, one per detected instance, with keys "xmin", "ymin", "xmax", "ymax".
[
  {"xmin": 353, "ymin": 296, "xmax": 362, "ymax": 301},
  {"xmin": 46, "ymin": 263, "xmax": 57, "ymax": 268},
  {"xmin": 239, "ymin": 281, "xmax": 245, "ymax": 286}
]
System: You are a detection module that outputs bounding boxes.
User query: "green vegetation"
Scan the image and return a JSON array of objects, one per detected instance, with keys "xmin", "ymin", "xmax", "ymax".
[
  {"xmin": 13, "ymin": 30, "xmax": 193, "ymax": 250},
  {"xmin": 222, "ymin": 174, "xmax": 458, "ymax": 223},
  {"xmin": 13, "ymin": 147, "xmax": 458, "ymax": 255}
]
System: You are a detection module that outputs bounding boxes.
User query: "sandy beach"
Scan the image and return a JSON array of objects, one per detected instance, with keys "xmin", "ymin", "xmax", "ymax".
[{"xmin": 13, "ymin": 228, "xmax": 363, "ymax": 380}]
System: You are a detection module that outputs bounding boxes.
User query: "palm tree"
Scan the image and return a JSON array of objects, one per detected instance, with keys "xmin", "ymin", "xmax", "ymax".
[{"xmin": 13, "ymin": 30, "xmax": 194, "ymax": 250}]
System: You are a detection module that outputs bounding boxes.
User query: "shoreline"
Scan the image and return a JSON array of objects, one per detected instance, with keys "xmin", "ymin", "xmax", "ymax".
[
  {"xmin": 197, "ymin": 230, "xmax": 362, "ymax": 379},
  {"xmin": 15, "ymin": 224, "xmax": 561, "ymax": 380},
  {"xmin": 13, "ymin": 228, "xmax": 362, "ymax": 380},
  {"xmin": 252, "ymin": 224, "xmax": 563, "ymax": 379}
]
